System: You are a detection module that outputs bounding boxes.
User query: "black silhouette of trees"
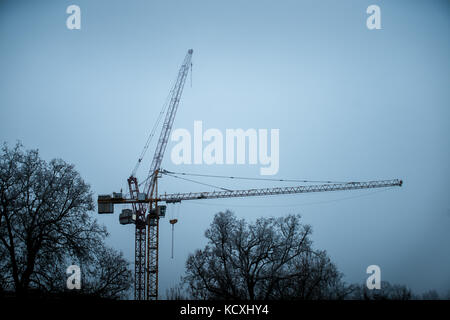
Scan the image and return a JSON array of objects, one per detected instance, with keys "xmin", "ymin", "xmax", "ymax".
[
  {"xmin": 351, "ymin": 281, "xmax": 413, "ymax": 300},
  {"xmin": 0, "ymin": 142, "xmax": 132, "ymax": 298},
  {"xmin": 183, "ymin": 210, "xmax": 352, "ymax": 300}
]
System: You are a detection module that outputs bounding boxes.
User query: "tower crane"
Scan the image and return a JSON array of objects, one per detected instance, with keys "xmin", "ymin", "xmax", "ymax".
[{"xmin": 97, "ymin": 49, "xmax": 403, "ymax": 300}]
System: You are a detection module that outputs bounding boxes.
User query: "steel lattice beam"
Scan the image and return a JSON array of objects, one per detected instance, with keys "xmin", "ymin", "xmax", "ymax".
[
  {"xmin": 144, "ymin": 50, "xmax": 193, "ymax": 197},
  {"xmin": 147, "ymin": 217, "xmax": 159, "ymax": 300},
  {"xmin": 160, "ymin": 179, "xmax": 403, "ymax": 203},
  {"xmin": 127, "ymin": 176, "xmax": 148, "ymax": 300}
]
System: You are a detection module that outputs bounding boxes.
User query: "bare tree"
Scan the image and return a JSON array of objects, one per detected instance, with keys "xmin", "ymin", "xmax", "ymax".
[
  {"xmin": 421, "ymin": 289, "xmax": 440, "ymax": 300},
  {"xmin": 183, "ymin": 210, "xmax": 352, "ymax": 300},
  {"xmin": 166, "ymin": 282, "xmax": 188, "ymax": 300},
  {"xmin": 0, "ymin": 142, "xmax": 131, "ymax": 298},
  {"xmin": 351, "ymin": 281, "xmax": 412, "ymax": 300},
  {"xmin": 80, "ymin": 245, "xmax": 133, "ymax": 299}
]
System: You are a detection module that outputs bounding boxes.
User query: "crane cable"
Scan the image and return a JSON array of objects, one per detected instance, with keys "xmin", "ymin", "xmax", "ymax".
[
  {"xmin": 141, "ymin": 168, "xmax": 357, "ymax": 190},
  {"xmin": 163, "ymin": 171, "xmax": 233, "ymax": 192},
  {"xmin": 130, "ymin": 74, "xmax": 180, "ymax": 177},
  {"xmin": 161, "ymin": 169, "xmax": 358, "ymax": 184},
  {"xmin": 190, "ymin": 62, "xmax": 193, "ymax": 88},
  {"xmin": 183, "ymin": 187, "xmax": 395, "ymax": 208}
]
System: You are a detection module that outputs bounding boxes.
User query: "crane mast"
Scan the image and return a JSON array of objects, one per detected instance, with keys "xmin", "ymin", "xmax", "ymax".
[
  {"xmin": 127, "ymin": 175, "xmax": 146, "ymax": 300},
  {"xmin": 127, "ymin": 49, "xmax": 193, "ymax": 300},
  {"xmin": 97, "ymin": 49, "xmax": 403, "ymax": 300}
]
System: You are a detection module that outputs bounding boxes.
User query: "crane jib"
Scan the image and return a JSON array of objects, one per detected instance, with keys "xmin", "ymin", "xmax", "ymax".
[
  {"xmin": 144, "ymin": 50, "xmax": 193, "ymax": 196},
  {"xmin": 159, "ymin": 179, "xmax": 403, "ymax": 203},
  {"xmin": 99, "ymin": 179, "xmax": 403, "ymax": 205}
]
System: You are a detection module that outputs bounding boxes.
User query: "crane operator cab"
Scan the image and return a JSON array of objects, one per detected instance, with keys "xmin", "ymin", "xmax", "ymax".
[{"xmin": 145, "ymin": 205, "xmax": 167, "ymax": 226}]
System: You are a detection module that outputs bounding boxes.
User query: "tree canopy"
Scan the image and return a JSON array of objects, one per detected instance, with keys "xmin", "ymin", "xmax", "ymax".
[
  {"xmin": 0, "ymin": 142, "xmax": 132, "ymax": 298},
  {"xmin": 183, "ymin": 210, "xmax": 352, "ymax": 300}
]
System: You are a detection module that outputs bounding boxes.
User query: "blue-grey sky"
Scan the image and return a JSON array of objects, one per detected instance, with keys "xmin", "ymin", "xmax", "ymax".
[{"xmin": 1, "ymin": 0, "xmax": 449, "ymax": 297}]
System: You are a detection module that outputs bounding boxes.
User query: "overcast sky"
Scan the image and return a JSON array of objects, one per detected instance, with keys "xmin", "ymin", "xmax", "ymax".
[{"xmin": 1, "ymin": 0, "xmax": 449, "ymax": 297}]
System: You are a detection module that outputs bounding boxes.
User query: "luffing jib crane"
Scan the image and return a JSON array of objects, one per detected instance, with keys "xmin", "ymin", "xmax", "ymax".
[
  {"xmin": 128, "ymin": 49, "xmax": 192, "ymax": 300},
  {"xmin": 97, "ymin": 49, "xmax": 403, "ymax": 300}
]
